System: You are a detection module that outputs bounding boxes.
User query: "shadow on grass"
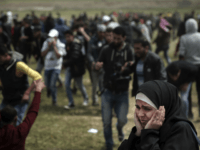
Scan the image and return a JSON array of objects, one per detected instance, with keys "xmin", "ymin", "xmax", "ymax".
[{"xmin": 39, "ymin": 104, "xmax": 102, "ymax": 117}]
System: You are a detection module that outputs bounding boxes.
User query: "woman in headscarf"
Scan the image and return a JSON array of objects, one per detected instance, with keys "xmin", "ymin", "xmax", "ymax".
[{"xmin": 118, "ymin": 80, "xmax": 199, "ymax": 150}]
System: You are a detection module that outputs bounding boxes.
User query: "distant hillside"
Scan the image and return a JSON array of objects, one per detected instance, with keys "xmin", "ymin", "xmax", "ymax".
[{"xmin": 0, "ymin": 0, "xmax": 200, "ymax": 11}]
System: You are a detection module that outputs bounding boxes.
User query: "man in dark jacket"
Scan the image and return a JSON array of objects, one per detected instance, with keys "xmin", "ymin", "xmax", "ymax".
[
  {"xmin": 96, "ymin": 27, "xmax": 134, "ymax": 150},
  {"xmin": 63, "ymin": 30, "xmax": 88, "ymax": 109},
  {"xmin": 44, "ymin": 13, "xmax": 55, "ymax": 34},
  {"xmin": 87, "ymin": 24, "xmax": 106, "ymax": 106},
  {"xmin": 125, "ymin": 39, "xmax": 166, "ymax": 96},
  {"xmin": 20, "ymin": 18, "xmax": 34, "ymax": 63},
  {"xmin": 33, "ymin": 26, "xmax": 47, "ymax": 73},
  {"xmin": 54, "ymin": 18, "xmax": 69, "ymax": 44},
  {"xmin": 153, "ymin": 18, "xmax": 172, "ymax": 64},
  {"xmin": 166, "ymin": 61, "xmax": 198, "ymax": 118},
  {"xmin": 0, "ymin": 44, "xmax": 42, "ymax": 126},
  {"xmin": 0, "ymin": 25, "xmax": 10, "ymax": 50},
  {"xmin": 120, "ymin": 17, "xmax": 133, "ymax": 46}
]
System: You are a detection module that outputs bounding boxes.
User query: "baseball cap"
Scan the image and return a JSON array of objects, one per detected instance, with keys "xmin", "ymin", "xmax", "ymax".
[
  {"xmin": 102, "ymin": 15, "xmax": 111, "ymax": 23},
  {"xmin": 107, "ymin": 22, "xmax": 120, "ymax": 29},
  {"xmin": 97, "ymin": 24, "xmax": 106, "ymax": 32},
  {"xmin": 48, "ymin": 29, "xmax": 59, "ymax": 37}
]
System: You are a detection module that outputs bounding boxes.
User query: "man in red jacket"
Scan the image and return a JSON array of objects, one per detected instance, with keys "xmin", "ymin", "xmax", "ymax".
[{"xmin": 0, "ymin": 79, "xmax": 45, "ymax": 150}]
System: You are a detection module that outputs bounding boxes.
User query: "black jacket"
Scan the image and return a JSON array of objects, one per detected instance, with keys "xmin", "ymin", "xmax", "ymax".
[
  {"xmin": 130, "ymin": 51, "xmax": 166, "ymax": 96},
  {"xmin": 118, "ymin": 122, "xmax": 199, "ymax": 150},
  {"xmin": 24, "ymin": 26, "xmax": 33, "ymax": 43},
  {"xmin": 98, "ymin": 42, "xmax": 134, "ymax": 92},
  {"xmin": 119, "ymin": 80, "xmax": 199, "ymax": 150},
  {"xmin": 0, "ymin": 59, "xmax": 29, "ymax": 106},
  {"xmin": 33, "ymin": 33, "xmax": 47, "ymax": 61},
  {"xmin": 121, "ymin": 20, "xmax": 133, "ymax": 46},
  {"xmin": 166, "ymin": 61, "xmax": 198, "ymax": 88},
  {"xmin": 0, "ymin": 32, "xmax": 10, "ymax": 47},
  {"xmin": 63, "ymin": 38, "xmax": 85, "ymax": 77}
]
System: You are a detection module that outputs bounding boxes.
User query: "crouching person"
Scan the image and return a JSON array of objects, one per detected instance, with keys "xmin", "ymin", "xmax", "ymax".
[{"xmin": 0, "ymin": 79, "xmax": 45, "ymax": 150}]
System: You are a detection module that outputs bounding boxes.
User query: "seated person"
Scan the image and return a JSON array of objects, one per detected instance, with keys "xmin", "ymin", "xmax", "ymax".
[
  {"xmin": 118, "ymin": 80, "xmax": 199, "ymax": 150},
  {"xmin": 0, "ymin": 79, "xmax": 45, "ymax": 150}
]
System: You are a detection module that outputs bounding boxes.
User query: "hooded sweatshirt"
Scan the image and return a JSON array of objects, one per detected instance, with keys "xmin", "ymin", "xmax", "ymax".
[{"xmin": 179, "ymin": 18, "xmax": 200, "ymax": 65}]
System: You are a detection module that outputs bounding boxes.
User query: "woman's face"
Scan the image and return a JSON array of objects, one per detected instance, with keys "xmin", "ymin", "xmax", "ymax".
[{"xmin": 135, "ymin": 100, "xmax": 157, "ymax": 128}]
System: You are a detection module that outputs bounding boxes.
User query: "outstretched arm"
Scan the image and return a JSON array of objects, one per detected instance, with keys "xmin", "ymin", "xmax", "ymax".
[
  {"xmin": 17, "ymin": 79, "xmax": 45, "ymax": 137},
  {"xmin": 79, "ymin": 27, "xmax": 90, "ymax": 42},
  {"xmin": 16, "ymin": 61, "xmax": 42, "ymax": 80},
  {"xmin": 21, "ymin": 81, "xmax": 36, "ymax": 102},
  {"xmin": 16, "ymin": 61, "xmax": 42, "ymax": 102}
]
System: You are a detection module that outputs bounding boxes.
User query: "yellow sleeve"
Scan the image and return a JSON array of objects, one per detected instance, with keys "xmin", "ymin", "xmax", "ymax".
[{"xmin": 16, "ymin": 61, "xmax": 42, "ymax": 80}]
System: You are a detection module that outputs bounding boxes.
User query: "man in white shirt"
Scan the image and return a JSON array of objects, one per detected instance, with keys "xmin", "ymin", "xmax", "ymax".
[{"xmin": 41, "ymin": 29, "xmax": 66, "ymax": 106}]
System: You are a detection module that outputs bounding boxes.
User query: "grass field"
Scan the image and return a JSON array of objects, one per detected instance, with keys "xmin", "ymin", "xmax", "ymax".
[
  {"xmin": 10, "ymin": 34, "xmax": 200, "ymax": 150},
  {"xmin": 1, "ymin": 1, "xmax": 200, "ymax": 149}
]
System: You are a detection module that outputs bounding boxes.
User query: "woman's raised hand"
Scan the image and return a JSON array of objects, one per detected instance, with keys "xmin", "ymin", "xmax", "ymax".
[
  {"xmin": 145, "ymin": 106, "xmax": 165, "ymax": 130},
  {"xmin": 134, "ymin": 112, "xmax": 143, "ymax": 136}
]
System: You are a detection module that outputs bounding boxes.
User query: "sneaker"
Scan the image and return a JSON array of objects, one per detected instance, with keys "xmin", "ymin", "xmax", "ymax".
[
  {"xmin": 116, "ymin": 124, "xmax": 124, "ymax": 142},
  {"xmin": 82, "ymin": 100, "xmax": 88, "ymax": 106},
  {"xmin": 52, "ymin": 102, "xmax": 57, "ymax": 106},
  {"xmin": 64, "ymin": 103, "xmax": 75, "ymax": 110},
  {"xmin": 118, "ymin": 135, "xmax": 124, "ymax": 142},
  {"xmin": 47, "ymin": 89, "xmax": 51, "ymax": 98}
]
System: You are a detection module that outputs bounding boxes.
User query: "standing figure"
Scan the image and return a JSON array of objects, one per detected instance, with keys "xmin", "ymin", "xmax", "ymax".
[
  {"xmin": 87, "ymin": 24, "xmax": 106, "ymax": 106},
  {"xmin": 41, "ymin": 29, "xmax": 66, "ymax": 106},
  {"xmin": 179, "ymin": 18, "xmax": 200, "ymax": 117},
  {"xmin": 63, "ymin": 30, "xmax": 88, "ymax": 109},
  {"xmin": 0, "ymin": 44, "xmax": 42, "ymax": 126},
  {"xmin": 96, "ymin": 27, "xmax": 134, "ymax": 150}
]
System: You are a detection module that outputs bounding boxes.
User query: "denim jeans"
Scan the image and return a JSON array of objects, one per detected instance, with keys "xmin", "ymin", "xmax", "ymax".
[
  {"xmin": 91, "ymin": 70, "xmax": 104, "ymax": 103},
  {"xmin": 44, "ymin": 69, "xmax": 60, "ymax": 103},
  {"xmin": 65, "ymin": 67, "xmax": 88, "ymax": 104},
  {"xmin": 101, "ymin": 89, "xmax": 129, "ymax": 149},
  {"xmin": 180, "ymin": 82, "xmax": 192, "ymax": 118},
  {"xmin": 0, "ymin": 101, "xmax": 29, "ymax": 126},
  {"xmin": 155, "ymin": 44, "xmax": 171, "ymax": 64}
]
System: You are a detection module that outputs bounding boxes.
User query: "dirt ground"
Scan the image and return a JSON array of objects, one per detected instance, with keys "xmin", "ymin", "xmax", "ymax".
[{"xmin": 0, "ymin": 0, "xmax": 200, "ymax": 11}]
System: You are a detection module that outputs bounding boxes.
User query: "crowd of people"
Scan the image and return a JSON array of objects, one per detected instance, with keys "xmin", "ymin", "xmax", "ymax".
[{"xmin": 0, "ymin": 10, "xmax": 200, "ymax": 150}]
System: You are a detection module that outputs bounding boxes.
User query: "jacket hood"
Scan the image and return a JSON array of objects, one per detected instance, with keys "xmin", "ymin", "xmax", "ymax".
[
  {"xmin": 185, "ymin": 18, "xmax": 198, "ymax": 33},
  {"xmin": 57, "ymin": 18, "xmax": 64, "ymax": 25}
]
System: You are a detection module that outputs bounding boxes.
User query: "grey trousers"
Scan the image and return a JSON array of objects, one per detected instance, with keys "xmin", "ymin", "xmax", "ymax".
[{"xmin": 91, "ymin": 70, "xmax": 104, "ymax": 103}]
